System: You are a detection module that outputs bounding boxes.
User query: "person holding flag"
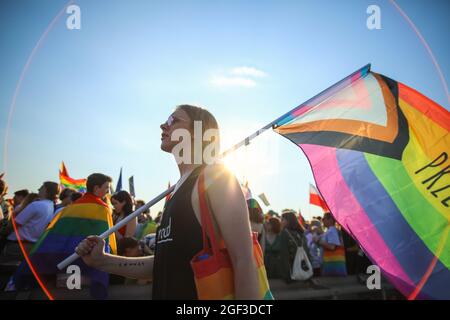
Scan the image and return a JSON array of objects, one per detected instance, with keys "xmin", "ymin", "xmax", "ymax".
[{"xmin": 75, "ymin": 105, "xmax": 262, "ymax": 299}]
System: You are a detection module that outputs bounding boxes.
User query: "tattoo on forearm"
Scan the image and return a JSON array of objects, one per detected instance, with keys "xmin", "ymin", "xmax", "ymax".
[
  {"xmin": 103, "ymin": 261, "xmax": 147, "ymax": 268},
  {"xmin": 118, "ymin": 261, "xmax": 146, "ymax": 267}
]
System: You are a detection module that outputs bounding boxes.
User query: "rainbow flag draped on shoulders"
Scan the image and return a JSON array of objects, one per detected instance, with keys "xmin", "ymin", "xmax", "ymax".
[
  {"xmin": 13, "ymin": 193, "xmax": 116, "ymax": 299},
  {"xmin": 273, "ymin": 64, "xmax": 450, "ymax": 300},
  {"xmin": 59, "ymin": 162, "xmax": 87, "ymax": 193}
]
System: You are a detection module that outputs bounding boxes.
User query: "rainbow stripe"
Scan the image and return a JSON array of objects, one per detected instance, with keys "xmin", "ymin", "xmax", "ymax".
[
  {"xmin": 247, "ymin": 198, "xmax": 262, "ymax": 210},
  {"xmin": 13, "ymin": 193, "xmax": 116, "ymax": 299},
  {"xmin": 322, "ymin": 246, "xmax": 347, "ymax": 276},
  {"xmin": 59, "ymin": 162, "xmax": 86, "ymax": 192},
  {"xmin": 274, "ymin": 66, "xmax": 450, "ymax": 299}
]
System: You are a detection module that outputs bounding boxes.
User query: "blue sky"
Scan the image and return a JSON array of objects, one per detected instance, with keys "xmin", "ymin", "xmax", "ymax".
[{"xmin": 1, "ymin": 0, "xmax": 449, "ymax": 218}]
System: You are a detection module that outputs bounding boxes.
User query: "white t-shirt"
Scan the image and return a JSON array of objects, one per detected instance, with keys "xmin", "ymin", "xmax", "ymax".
[
  {"xmin": 7, "ymin": 199, "xmax": 54, "ymax": 242},
  {"xmin": 321, "ymin": 226, "xmax": 341, "ymax": 247}
]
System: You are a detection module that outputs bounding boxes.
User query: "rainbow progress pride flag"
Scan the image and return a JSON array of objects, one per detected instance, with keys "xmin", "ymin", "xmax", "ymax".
[
  {"xmin": 13, "ymin": 193, "xmax": 116, "ymax": 299},
  {"xmin": 59, "ymin": 162, "xmax": 87, "ymax": 193},
  {"xmin": 273, "ymin": 65, "xmax": 449, "ymax": 300}
]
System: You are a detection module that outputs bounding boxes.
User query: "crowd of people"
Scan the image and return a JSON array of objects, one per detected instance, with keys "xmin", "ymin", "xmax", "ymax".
[
  {"xmin": 247, "ymin": 199, "xmax": 372, "ymax": 284},
  {"xmin": 0, "ymin": 171, "xmax": 371, "ymax": 290}
]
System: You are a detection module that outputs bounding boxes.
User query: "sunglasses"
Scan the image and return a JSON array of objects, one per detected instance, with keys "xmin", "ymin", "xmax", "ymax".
[{"xmin": 165, "ymin": 115, "xmax": 189, "ymax": 127}]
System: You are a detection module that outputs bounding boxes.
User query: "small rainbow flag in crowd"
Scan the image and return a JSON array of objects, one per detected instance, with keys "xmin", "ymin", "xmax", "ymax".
[
  {"xmin": 273, "ymin": 65, "xmax": 449, "ymax": 300},
  {"xmin": 12, "ymin": 193, "xmax": 116, "ymax": 299},
  {"xmin": 247, "ymin": 198, "xmax": 262, "ymax": 211},
  {"xmin": 59, "ymin": 162, "xmax": 86, "ymax": 193}
]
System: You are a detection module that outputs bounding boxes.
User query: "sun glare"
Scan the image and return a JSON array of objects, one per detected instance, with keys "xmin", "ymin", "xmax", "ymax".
[{"xmin": 220, "ymin": 123, "xmax": 281, "ymax": 191}]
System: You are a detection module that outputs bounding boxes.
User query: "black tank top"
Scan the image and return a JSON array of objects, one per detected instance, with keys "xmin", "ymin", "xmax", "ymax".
[{"xmin": 152, "ymin": 165, "xmax": 205, "ymax": 299}]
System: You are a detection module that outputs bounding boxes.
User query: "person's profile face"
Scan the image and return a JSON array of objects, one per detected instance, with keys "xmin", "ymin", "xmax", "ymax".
[
  {"xmin": 95, "ymin": 182, "xmax": 110, "ymax": 199},
  {"xmin": 160, "ymin": 109, "xmax": 191, "ymax": 153}
]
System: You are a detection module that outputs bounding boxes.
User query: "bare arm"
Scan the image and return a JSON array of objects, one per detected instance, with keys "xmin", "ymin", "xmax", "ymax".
[
  {"xmin": 76, "ymin": 236, "xmax": 153, "ymax": 280},
  {"xmin": 205, "ymin": 165, "xmax": 260, "ymax": 300},
  {"xmin": 125, "ymin": 217, "xmax": 137, "ymax": 237},
  {"xmin": 97, "ymin": 254, "xmax": 153, "ymax": 280}
]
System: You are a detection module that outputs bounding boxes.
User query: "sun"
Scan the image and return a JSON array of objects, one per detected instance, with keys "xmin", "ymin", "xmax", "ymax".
[
  {"xmin": 222, "ymin": 149, "xmax": 250, "ymax": 182},
  {"xmin": 219, "ymin": 122, "xmax": 280, "ymax": 193},
  {"xmin": 220, "ymin": 129, "xmax": 255, "ymax": 181}
]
